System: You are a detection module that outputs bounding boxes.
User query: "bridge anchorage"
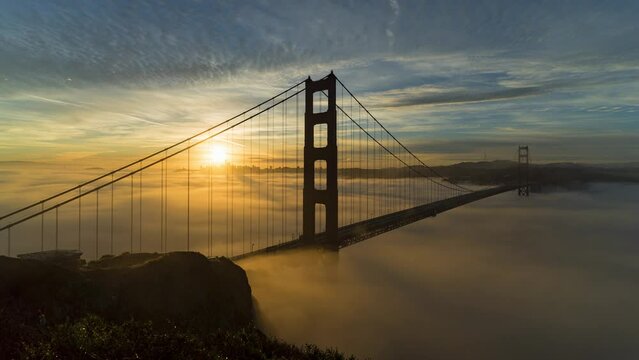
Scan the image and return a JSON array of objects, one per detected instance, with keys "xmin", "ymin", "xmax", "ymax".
[{"xmin": 0, "ymin": 72, "xmax": 520, "ymax": 261}]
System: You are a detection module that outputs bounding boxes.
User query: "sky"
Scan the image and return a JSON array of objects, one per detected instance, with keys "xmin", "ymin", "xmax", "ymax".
[{"xmin": 1, "ymin": 0, "xmax": 638, "ymax": 165}]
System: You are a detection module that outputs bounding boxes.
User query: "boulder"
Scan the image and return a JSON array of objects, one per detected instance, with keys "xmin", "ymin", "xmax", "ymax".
[{"xmin": 92, "ymin": 252, "xmax": 254, "ymax": 329}]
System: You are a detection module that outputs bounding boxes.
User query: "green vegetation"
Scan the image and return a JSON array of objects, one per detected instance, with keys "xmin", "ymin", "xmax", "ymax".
[
  {"xmin": 0, "ymin": 253, "xmax": 357, "ymax": 359},
  {"xmin": 1, "ymin": 313, "xmax": 354, "ymax": 359}
]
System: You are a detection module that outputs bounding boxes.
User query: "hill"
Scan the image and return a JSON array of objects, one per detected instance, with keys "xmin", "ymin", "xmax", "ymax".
[
  {"xmin": 430, "ymin": 161, "xmax": 639, "ymax": 189},
  {"xmin": 0, "ymin": 252, "xmax": 355, "ymax": 359}
]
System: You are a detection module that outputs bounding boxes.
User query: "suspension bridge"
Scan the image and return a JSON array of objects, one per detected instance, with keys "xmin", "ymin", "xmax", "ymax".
[{"xmin": 0, "ymin": 72, "xmax": 524, "ymax": 261}]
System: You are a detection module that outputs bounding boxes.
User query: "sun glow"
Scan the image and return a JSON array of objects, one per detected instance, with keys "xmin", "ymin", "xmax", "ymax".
[{"xmin": 209, "ymin": 144, "xmax": 228, "ymax": 165}]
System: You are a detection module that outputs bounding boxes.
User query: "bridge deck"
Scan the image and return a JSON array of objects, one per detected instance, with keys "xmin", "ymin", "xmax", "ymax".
[{"xmin": 231, "ymin": 184, "xmax": 517, "ymax": 260}]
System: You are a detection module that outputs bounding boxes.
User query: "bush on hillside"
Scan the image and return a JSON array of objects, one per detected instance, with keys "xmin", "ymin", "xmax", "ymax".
[{"xmin": 9, "ymin": 314, "xmax": 356, "ymax": 360}]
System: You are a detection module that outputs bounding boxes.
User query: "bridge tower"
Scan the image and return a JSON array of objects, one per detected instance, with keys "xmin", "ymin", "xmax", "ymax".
[
  {"xmin": 518, "ymin": 145, "xmax": 530, "ymax": 197},
  {"xmin": 303, "ymin": 72, "xmax": 338, "ymax": 247}
]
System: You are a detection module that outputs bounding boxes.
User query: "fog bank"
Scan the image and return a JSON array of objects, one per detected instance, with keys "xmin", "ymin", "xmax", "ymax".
[{"xmin": 240, "ymin": 184, "xmax": 639, "ymax": 359}]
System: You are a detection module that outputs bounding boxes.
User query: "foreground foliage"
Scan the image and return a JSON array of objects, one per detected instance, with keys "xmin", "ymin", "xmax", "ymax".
[
  {"xmin": 2, "ymin": 313, "xmax": 355, "ymax": 360},
  {"xmin": 0, "ymin": 253, "xmax": 356, "ymax": 359}
]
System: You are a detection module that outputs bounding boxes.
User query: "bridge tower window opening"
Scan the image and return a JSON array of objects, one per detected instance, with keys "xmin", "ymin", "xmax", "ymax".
[
  {"xmin": 314, "ymin": 123, "xmax": 328, "ymax": 148},
  {"xmin": 313, "ymin": 90, "xmax": 329, "ymax": 114},
  {"xmin": 314, "ymin": 160, "xmax": 327, "ymax": 190},
  {"xmin": 315, "ymin": 203, "xmax": 326, "ymax": 234}
]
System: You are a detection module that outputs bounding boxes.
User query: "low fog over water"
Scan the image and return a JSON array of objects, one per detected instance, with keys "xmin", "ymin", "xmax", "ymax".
[
  {"xmin": 240, "ymin": 184, "xmax": 639, "ymax": 359},
  {"xmin": 0, "ymin": 161, "xmax": 458, "ymax": 259}
]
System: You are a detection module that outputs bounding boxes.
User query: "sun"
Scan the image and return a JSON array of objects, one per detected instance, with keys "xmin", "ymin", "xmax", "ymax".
[{"xmin": 208, "ymin": 144, "xmax": 228, "ymax": 165}]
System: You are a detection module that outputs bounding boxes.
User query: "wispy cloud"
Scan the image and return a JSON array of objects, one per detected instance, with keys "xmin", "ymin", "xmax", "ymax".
[
  {"xmin": 117, "ymin": 113, "xmax": 168, "ymax": 127},
  {"xmin": 377, "ymin": 86, "xmax": 546, "ymax": 107},
  {"xmin": 24, "ymin": 94, "xmax": 88, "ymax": 108}
]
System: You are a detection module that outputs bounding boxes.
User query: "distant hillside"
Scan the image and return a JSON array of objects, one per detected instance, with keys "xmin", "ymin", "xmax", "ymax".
[{"xmin": 431, "ymin": 161, "xmax": 639, "ymax": 188}]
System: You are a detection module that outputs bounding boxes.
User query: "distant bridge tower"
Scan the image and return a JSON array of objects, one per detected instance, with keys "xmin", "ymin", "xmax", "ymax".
[
  {"xmin": 518, "ymin": 145, "xmax": 530, "ymax": 197},
  {"xmin": 303, "ymin": 72, "xmax": 338, "ymax": 246}
]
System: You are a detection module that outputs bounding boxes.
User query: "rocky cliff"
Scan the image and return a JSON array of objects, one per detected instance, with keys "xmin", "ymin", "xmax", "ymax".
[{"xmin": 0, "ymin": 252, "xmax": 253, "ymax": 330}]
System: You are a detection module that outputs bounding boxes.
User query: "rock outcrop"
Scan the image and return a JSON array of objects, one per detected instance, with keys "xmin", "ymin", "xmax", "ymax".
[{"xmin": 0, "ymin": 252, "xmax": 253, "ymax": 330}]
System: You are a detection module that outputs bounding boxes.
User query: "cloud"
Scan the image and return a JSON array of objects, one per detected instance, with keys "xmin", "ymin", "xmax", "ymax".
[
  {"xmin": 117, "ymin": 113, "xmax": 168, "ymax": 127},
  {"xmin": 24, "ymin": 94, "xmax": 88, "ymax": 109},
  {"xmin": 386, "ymin": 0, "xmax": 400, "ymax": 47},
  {"xmin": 1, "ymin": 0, "xmax": 638, "ymax": 165},
  {"xmin": 1, "ymin": 0, "xmax": 637, "ymax": 91},
  {"xmin": 379, "ymin": 85, "xmax": 545, "ymax": 107}
]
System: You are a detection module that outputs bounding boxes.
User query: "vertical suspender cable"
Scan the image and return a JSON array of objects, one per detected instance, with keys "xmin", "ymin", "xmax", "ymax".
[
  {"xmin": 130, "ymin": 175, "xmax": 133, "ymax": 253},
  {"xmin": 111, "ymin": 173, "xmax": 114, "ymax": 255},
  {"xmin": 208, "ymin": 139, "xmax": 212, "ymax": 257},
  {"xmin": 168, "ymin": 155, "xmax": 170, "ymax": 252},
  {"xmin": 250, "ymin": 112, "xmax": 253, "ymax": 250},
  {"xmin": 229, "ymin": 132, "xmax": 231, "ymax": 256},
  {"xmin": 187, "ymin": 142, "xmax": 190, "ymax": 251},
  {"xmin": 296, "ymin": 89, "xmax": 299, "ymax": 237},
  {"xmin": 96, "ymin": 190, "xmax": 99, "ymax": 259},
  {"xmin": 41, "ymin": 202, "xmax": 44, "ymax": 251},
  {"xmin": 79, "ymin": 187, "xmax": 82, "ymax": 251},
  {"xmin": 257, "ymin": 108, "xmax": 261, "ymax": 250},
  {"xmin": 242, "ymin": 123, "xmax": 246, "ymax": 254},
  {"xmin": 230, "ymin": 132, "xmax": 234, "ymax": 256},
  {"xmin": 55, "ymin": 207, "xmax": 58, "ymax": 251},
  {"xmin": 139, "ymin": 163, "xmax": 142, "ymax": 253},
  {"xmin": 162, "ymin": 159, "xmax": 164, "ymax": 253},
  {"xmin": 282, "ymin": 93, "xmax": 285, "ymax": 244},
  {"xmin": 265, "ymin": 109, "xmax": 268, "ymax": 247},
  {"xmin": 161, "ymin": 159, "xmax": 164, "ymax": 253},
  {"xmin": 358, "ymin": 106, "xmax": 362, "ymax": 222},
  {"xmin": 271, "ymin": 102, "xmax": 275, "ymax": 243}
]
